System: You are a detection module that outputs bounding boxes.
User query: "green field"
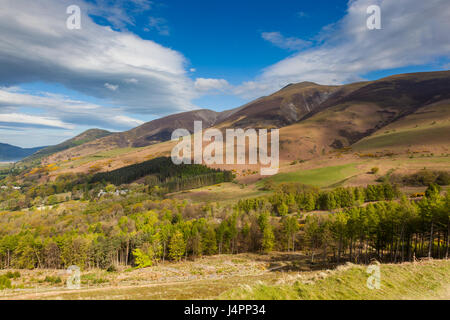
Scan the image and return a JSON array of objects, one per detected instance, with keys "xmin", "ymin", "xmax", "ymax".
[
  {"xmin": 263, "ymin": 163, "xmax": 360, "ymax": 188},
  {"xmin": 353, "ymin": 123, "xmax": 450, "ymax": 151}
]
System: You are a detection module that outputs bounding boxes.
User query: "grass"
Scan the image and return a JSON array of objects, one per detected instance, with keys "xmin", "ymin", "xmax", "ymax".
[
  {"xmin": 1, "ymin": 254, "xmax": 449, "ymax": 300},
  {"xmin": 263, "ymin": 163, "xmax": 360, "ymax": 188},
  {"xmin": 169, "ymin": 182, "xmax": 269, "ymax": 204},
  {"xmin": 221, "ymin": 260, "xmax": 450, "ymax": 300},
  {"xmin": 59, "ymin": 147, "xmax": 141, "ymax": 169},
  {"xmin": 353, "ymin": 123, "xmax": 450, "ymax": 151}
]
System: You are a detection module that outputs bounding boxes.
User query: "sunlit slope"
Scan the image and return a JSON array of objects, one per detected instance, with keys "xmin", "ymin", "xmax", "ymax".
[
  {"xmin": 221, "ymin": 260, "xmax": 450, "ymax": 300},
  {"xmin": 352, "ymin": 101, "xmax": 450, "ymax": 153},
  {"xmin": 32, "ymin": 70, "xmax": 450, "ymax": 179},
  {"xmin": 22, "ymin": 129, "xmax": 112, "ymax": 165}
]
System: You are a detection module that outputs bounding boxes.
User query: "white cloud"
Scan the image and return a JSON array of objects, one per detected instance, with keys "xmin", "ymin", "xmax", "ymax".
[
  {"xmin": 262, "ymin": 32, "xmax": 311, "ymax": 51},
  {"xmin": 0, "ymin": 113, "xmax": 73, "ymax": 129},
  {"xmin": 0, "ymin": 87, "xmax": 143, "ymax": 130},
  {"xmin": 147, "ymin": 17, "xmax": 170, "ymax": 36},
  {"xmin": 237, "ymin": 0, "xmax": 450, "ymax": 99},
  {"xmin": 194, "ymin": 78, "xmax": 231, "ymax": 93},
  {"xmin": 104, "ymin": 83, "xmax": 119, "ymax": 91},
  {"xmin": 113, "ymin": 115, "xmax": 144, "ymax": 127},
  {"xmin": 124, "ymin": 78, "xmax": 138, "ymax": 84},
  {"xmin": 0, "ymin": 0, "xmax": 197, "ymax": 115},
  {"xmin": 87, "ymin": 0, "xmax": 153, "ymax": 30}
]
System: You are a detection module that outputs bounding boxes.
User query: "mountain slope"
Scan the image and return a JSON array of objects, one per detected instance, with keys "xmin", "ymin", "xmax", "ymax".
[
  {"xmin": 279, "ymin": 71, "xmax": 450, "ymax": 160},
  {"xmin": 0, "ymin": 143, "xmax": 45, "ymax": 161},
  {"xmin": 216, "ymin": 82, "xmax": 339, "ymax": 129},
  {"xmin": 40, "ymin": 70, "xmax": 450, "ymax": 175},
  {"xmin": 22, "ymin": 129, "xmax": 112, "ymax": 164},
  {"xmin": 45, "ymin": 110, "xmax": 221, "ymax": 163}
]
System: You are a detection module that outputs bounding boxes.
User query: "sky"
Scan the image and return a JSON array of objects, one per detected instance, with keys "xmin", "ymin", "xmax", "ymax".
[{"xmin": 0, "ymin": 0, "xmax": 449, "ymax": 147}]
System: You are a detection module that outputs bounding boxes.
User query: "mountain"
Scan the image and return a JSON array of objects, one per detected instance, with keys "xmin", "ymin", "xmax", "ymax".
[
  {"xmin": 40, "ymin": 70, "xmax": 450, "ymax": 173},
  {"xmin": 278, "ymin": 71, "xmax": 450, "ymax": 159},
  {"xmin": 0, "ymin": 143, "xmax": 45, "ymax": 161},
  {"xmin": 22, "ymin": 129, "xmax": 112, "ymax": 164},
  {"xmin": 216, "ymin": 82, "xmax": 340, "ymax": 129},
  {"xmin": 45, "ymin": 110, "xmax": 223, "ymax": 163}
]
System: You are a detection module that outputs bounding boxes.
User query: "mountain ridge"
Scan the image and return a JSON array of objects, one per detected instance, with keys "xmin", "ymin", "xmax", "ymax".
[
  {"xmin": 35, "ymin": 70, "xmax": 450, "ymax": 169},
  {"xmin": 0, "ymin": 143, "xmax": 45, "ymax": 161}
]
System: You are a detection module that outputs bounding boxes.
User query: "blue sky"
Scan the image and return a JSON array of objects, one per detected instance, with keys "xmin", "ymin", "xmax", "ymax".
[
  {"xmin": 0, "ymin": 0, "xmax": 449, "ymax": 147},
  {"xmin": 86, "ymin": 0, "xmax": 350, "ymax": 110}
]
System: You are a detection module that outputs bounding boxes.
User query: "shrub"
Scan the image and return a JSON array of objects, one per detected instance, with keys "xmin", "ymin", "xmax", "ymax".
[
  {"xmin": 44, "ymin": 276, "xmax": 62, "ymax": 284},
  {"xmin": 5, "ymin": 271, "xmax": 20, "ymax": 279},
  {"xmin": 0, "ymin": 275, "xmax": 12, "ymax": 290},
  {"xmin": 436, "ymin": 171, "xmax": 450, "ymax": 185},
  {"xmin": 370, "ymin": 167, "xmax": 379, "ymax": 174},
  {"xmin": 106, "ymin": 265, "xmax": 117, "ymax": 273}
]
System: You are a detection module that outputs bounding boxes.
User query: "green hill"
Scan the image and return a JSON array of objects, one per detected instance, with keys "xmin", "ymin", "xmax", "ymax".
[{"xmin": 21, "ymin": 129, "xmax": 112, "ymax": 165}]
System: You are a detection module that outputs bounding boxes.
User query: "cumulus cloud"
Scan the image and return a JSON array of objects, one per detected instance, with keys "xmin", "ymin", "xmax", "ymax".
[
  {"xmin": 194, "ymin": 78, "xmax": 231, "ymax": 94},
  {"xmin": 0, "ymin": 0, "xmax": 196, "ymax": 116},
  {"xmin": 237, "ymin": 0, "xmax": 450, "ymax": 99},
  {"xmin": 262, "ymin": 32, "xmax": 311, "ymax": 51}
]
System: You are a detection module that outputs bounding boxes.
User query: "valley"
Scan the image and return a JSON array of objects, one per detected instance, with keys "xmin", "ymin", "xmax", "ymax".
[{"xmin": 0, "ymin": 71, "xmax": 449, "ymax": 301}]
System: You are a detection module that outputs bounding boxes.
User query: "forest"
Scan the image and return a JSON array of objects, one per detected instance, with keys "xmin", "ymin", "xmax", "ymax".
[
  {"xmin": 0, "ymin": 179, "xmax": 448, "ymax": 270},
  {"xmin": 90, "ymin": 157, "xmax": 233, "ymax": 190}
]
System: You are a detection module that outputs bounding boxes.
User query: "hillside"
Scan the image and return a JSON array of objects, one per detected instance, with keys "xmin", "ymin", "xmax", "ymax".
[
  {"xmin": 22, "ymin": 129, "xmax": 112, "ymax": 164},
  {"xmin": 3, "ymin": 256, "xmax": 448, "ymax": 300},
  {"xmin": 0, "ymin": 143, "xmax": 44, "ymax": 161},
  {"xmin": 44, "ymin": 110, "xmax": 222, "ymax": 163},
  {"xmin": 222, "ymin": 260, "xmax": 450, "ymax": 300},
  {"xmin": 279, "ymin": 71, "xmax": 450, "ymax": 160},
  {"xmin": 32, "ymin": 70, "xmax": 450, "ymax": 179},
  {"xmin": 216, "ymin": 82, "xmax": 339, "ymax": 129}
]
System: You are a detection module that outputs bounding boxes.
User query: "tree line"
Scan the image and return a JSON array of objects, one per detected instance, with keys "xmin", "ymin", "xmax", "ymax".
[
  {"xmin": 0, "ymin": 182, "xmax": 447, "ymax": 270},
  {"xmin": 238, "ymin": 183, "xmax": 401, "ymax": 215}
]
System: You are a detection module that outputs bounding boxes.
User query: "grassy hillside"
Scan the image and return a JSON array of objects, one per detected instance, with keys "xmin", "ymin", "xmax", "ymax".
[
  {"xmin": 44, "ymin": 110, "xmax": 221, "ymax": 163},
  {"xmin": 22, "ymin": 129, "xmax": 111, "ymax": 165},
  {"xmin": 221, "ymin": 260, "xmax": 450, "ymax": 300},
  {"xmin": 3, "ymin": 254, "xmax": 447, "ymax": 300},
  {"xmin": 42, "ymin": 71, "xmax": 450, "ymax": 171},
  {"xmin": 262, "ymin": 163, "xmax": 360, "ymax": 188},
  {"xmin": 353, "ymin": 101, "xmax": 450, "ymax": 153},
  {"xmin": 10, "ymin": 71, "xmax": 449, "ymax": 189}
]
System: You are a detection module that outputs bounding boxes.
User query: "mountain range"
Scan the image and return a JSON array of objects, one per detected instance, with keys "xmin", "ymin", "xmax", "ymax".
[
  {"xmin": 0, "ymin": 143, "xmax": 45, "ymax": 162},
  {"xmin": 13, "ymin": 70, "xmax": 450, "ymax": 174}
]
